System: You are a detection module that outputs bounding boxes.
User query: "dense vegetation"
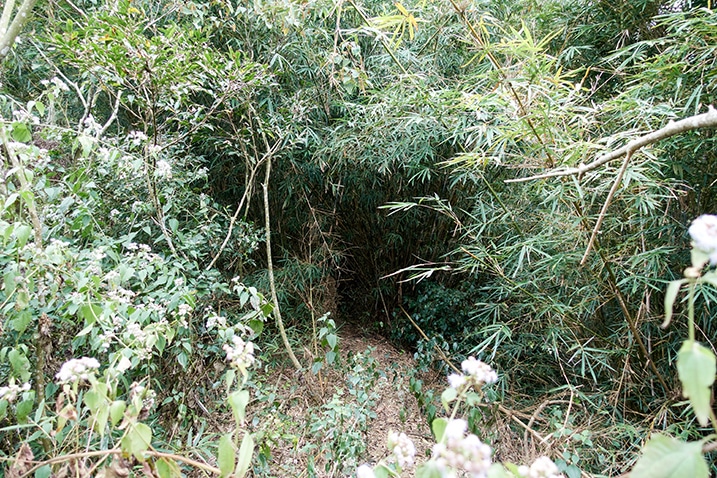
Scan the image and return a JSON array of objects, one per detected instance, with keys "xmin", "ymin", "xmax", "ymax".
[{"xmin": 2, "ymin": 0, "xmax": 717, "ymax": 476}]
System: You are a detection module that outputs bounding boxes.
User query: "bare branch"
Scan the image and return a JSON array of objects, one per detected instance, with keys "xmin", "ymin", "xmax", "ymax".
[
  {"xmin": 506, "ymin": 106, "xmax": 717, "ymax": 183},
  {"xmin": 0, "ymin": 0, "xmax": 38, "ymax": 60}
]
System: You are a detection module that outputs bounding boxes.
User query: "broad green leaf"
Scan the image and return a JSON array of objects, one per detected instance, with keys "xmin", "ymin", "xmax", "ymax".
[
  {"xmin": 0, "ymin": 400, "xmax": 7, "ymax": 421},
  {"xmin": 228, "ymin": 390, "xmax": 250, "ymax": 426},
  {"xmin": 11, "ymin": 122, "xmax": 32, "ymax": 143},
  {"xmin": 432, "ymin": 417, "xmax": 447, "ymax": 442},
  {"xmin": 631, "ymin": 434, "xmax": 708, "ymax": 478},
  {"xmin": 92, "ymin": 404, "xmax": 109, "ymax": 436},
  {"xmin": 374, "ymin": 464, "xmax": 391, "ymax": 478},
  {"xmin": 691, "ymin": 248, "xmax": 710, "ymax": 270},
  {"xmin": 121, "ymin": 422, "xmax": 152, "ymax": 460},
  {"xmin": 218, "ymin": 434, "xmax": 236, "ymax": 477},
  {"xmin": 35, "ymin": 465, "xmax": 52, "ymax": 478},
  {"xmin": 416, "ymin": 462, "xmax": 443, "ymax": 478},
  {"xmin": 235, "ymin": 432, "xmax": 254, "ymax": 477},
  {"xmin": 155, "ymin": 457, "xmax": 182, "ymax": 478},
  {"xmin": 441, "ymin": 387, "xmax": 457, "ymax": 411},
  {"xmin": 248, "ymin": 318, "xmax": 264, "ymax": 336},
  {"xmin": 676, "ymin": 340, "xmax": 716, "ymax": 426},
  {"xmin": 326, "ymin": 333, "xmax": 337, "ymax": 350},
  {"xmin": 487, "ymin": 463, "xmax": 511, "ymax": 478},
  {"xmin": 662, "ymin": 280, "xmax": 685, "ymax": 328},
  {"xmin": 14, "ymin": 224, "xmax": 32, "ymax": 248},
  {"xmin": 84, "ymin": 390, "xmax": 102, "ymax": 411},
  {"xmin": 15, "ymin": 399, "xmax": 33, "ymax": 423},
  {"xmin": 110, "ymin": 400, "xmax": 126, "ymax": 426}
]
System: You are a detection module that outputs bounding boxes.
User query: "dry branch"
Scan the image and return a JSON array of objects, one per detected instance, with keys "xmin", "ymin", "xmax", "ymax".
[{"xmin": 506, "ymin": 106, "xmax": 717, "ymax": 183}]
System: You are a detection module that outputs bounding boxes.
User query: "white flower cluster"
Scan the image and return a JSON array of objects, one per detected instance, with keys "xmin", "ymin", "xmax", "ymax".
[
  {"xmin": 127, "ymin": 130, "xmax": 148, "ymax": 146},
  {"xmin": 448, "ymin": 357, "xmax": 498, "ymax": 392},
  {"xmin": 177, "ymin": 303, "xmax": 192, "ymax": 317},
  {"xmin": 432, "ymin": 419, "xmax": 492, "ymax": 478},
  {"xmin": 356, "ymin": 464, "xmax": 375, "ymax": 478},
  {"xmin": 223, "ymin": 336, "xmax": 256, "ymax": 371},
  {"xmin": 56, "ymin": 357, "xmax": 100, "ymax": 384},
  {"xmin": 155, "ymin": 159, "xmax": 172, "ymax": 179},
  {"xmin": 689, "ymin": 214, "xmax": 717, "ymax": 265},
  {"xmin": 518, "ymin": 456, "xmax": 564, "ymax": 478},
  {"xmin": 205, "ymin": 311, "xmax": 227, "ymax": 330},
  {"xmin": 388, "ymin": 431, "xmax": 416, "ymax": 468},
  {"xmin": 0, "ymin": 381, "xmax": 31, "ymax": 403}
]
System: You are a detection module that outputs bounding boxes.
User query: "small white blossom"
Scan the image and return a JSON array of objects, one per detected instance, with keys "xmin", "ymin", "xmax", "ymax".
[
  {"xmin": 431, "ymin": 419, "xmax": 492, "ymax": 478},
  {"xmin": 56, "ymin": 357, "xmax": 100, "ymax": 384},
  {"xmin": 448, "ymin": 373, "xmax": 467, "ymax": 389},
  {"xmin": 356, "ymin": 464, "xmax": 376, "ymax": 478},
  {"xmin": 177, "ymin": 303, "xmax": 192, "ymax": 317},
  {"xmin": 174, "ymin": 278, "xmax": 185, "ymax": 288},
  {"xmin": 388, "ymin": 431, "xmax": 416, "ymax": 468},
  {"xmin": 689, "ymin": 214, "xmax": 717, "ymax": 265},
  {"xmin": 0, "ymin": 381, "xmax": 31, "ymax": 403},
  {"xmin": 117, "ymin": 355, "xmax": 132, "ymax": 373},
  {"xmin": 518, "ymin": 456, "xmax": 564, "ymax": 478},
  {"xmin": 461, "ymin": 357, "xmax": 498, "ymax": 386},
  {"xmin": 155, "ymin": 159, "xmax": 172, "ymax": 179},
  {"xmin": 51, "ymin": 76, "xmax": 70, "ymax": 92},
  {"xmin": 223, "ymin": 336, "xmax": 255, "ymax": 371},
  {"xmin": 127, "ymin": 130, "xmax": 148, "ymax": 146}
]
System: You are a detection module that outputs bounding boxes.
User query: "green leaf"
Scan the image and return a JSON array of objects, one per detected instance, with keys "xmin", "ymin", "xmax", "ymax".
[
  {"xmin": 121, "ymin": 422, "xmax": 152, "ymax": 460},
  {"xmin": 691, "ymin": 248, "xmax": 710, "ymax": 270},
  {"xmin": 441, "ymin": 387, "xmax": 457, "ymax": 411},
  {"xmin": 218, "ymin": 434, "xmax": 236, "ymax": 477},
  {"xmin": 155, "ymin": 457, "xmax": 182, "ymax": 478},
  {"xmin": 14, "ymin": 224, "xmax": 32, "ymax": 248},
  {"xmin": 326, "ymin": 333, "xmax": 337, "ymax": 350},
  {"xmin": 11, "ymin": 122, "xmax": 32, "ymax": 143},
  {"xmin": 34, "ymin": 465, "xmax": 52, "ymax": 478},
  {"xmin": 248, "ymin": 318, "xmax": 264, "ymax": 336},
  {"xmin": 374, "ymin": 464, "xmax": 391, "ymax": 478},
  {"xmin": 663, "ymin": 279, "xmax": 685, "ymax": 328},
  {"xmin": 487, "ymin": 463, "xmax": 512, "ymax": 478},
  {"xmin": 110, "ymin": 400, "xmax": 126, "ymax": 426},
  {"xmin": 432, "ymin": 417, "xmax": 447, "ymax": 442},
  {"xmin": 631, "ymin": 434, "xmax": 708, "ymax": 478},
  {"xmin": 235, "ymin": 432, "xmax": 254, "ymax": 477},
  {"xmin": 15, "ymin": 399, "xmax": 34, "ymax": 423},
  {"xmin": 676, "ymin": 340, "xmax": 716, "ymax": 426},
  {"xmin": 416, "ymin": 462, "xmax": 444, "ymax": 478},
  {"xmin": 228, "ymin": 390, "xmax": 250, "ymax": 426}
]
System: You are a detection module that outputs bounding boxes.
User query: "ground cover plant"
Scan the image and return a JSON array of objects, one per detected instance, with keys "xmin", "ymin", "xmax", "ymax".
[{"xmin": 2, "ymin": 0, "xmax": 717, "ymax": 477}]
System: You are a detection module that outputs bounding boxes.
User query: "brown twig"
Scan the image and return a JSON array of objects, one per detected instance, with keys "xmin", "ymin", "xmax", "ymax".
[{"xmin": 507, "ymin": 106, "xmax": 717, "ymax": 183}]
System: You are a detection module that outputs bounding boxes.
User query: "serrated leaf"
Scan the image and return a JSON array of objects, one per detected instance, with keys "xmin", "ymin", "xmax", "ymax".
[
  {"xmin": 676, "ymin": 341, "xmax": 716, "ymax": 426},
  {"xmin": 432, "ymin": 417, "xmax": 447, "ymax": 442},
  {"xmin": 218, "ymin": 434, "xmax": 236, "ymax": 477},
  {"xmin": 235, "ymin": 432, "xmax": 254, "ymax": 477},
  {"xmin": 121, "ymin": 423, "xmax": 152, "ymax": 460},
  {"xmin": 663, "ymin": 280, "xmax": 685, "ymax": 328},
  {"xmin": 631, "ymin": 434, "xmax": 708, "ymax": 478}
]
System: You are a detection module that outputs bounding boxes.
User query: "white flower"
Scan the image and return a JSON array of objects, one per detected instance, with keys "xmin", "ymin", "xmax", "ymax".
[
  {"xmin": 127, "ymin": 130, "xmax": 148, "ymax": 146},
  {"xmin": 448, "ymin": 373, "xmax": 467, "ymax": 389},
  {"xmin": 0, "ymin": 381, "xmax": 31, "ymax": 403},
  {"xmin": 116, "ymin": 355, "xmax": 132, "ymax": 373},
  {"xmin": 174, "ymin": 278, "xmax": 184, "ymax": 288},
  {"xmin": 461, "ymin": 357, "xmax": 498, "ymax": 386},
  {"xmin": 223, "ymin": 336, "xmax": 256, "ymax": 371},
  {"xmin": 431, "ymin": 419, "xmax": 492, "ymax": 478},
  {"xmin": 518, "ymin": 456, "xmax": 564, "ymax": 478},
  {"xmin": 388, "ymin": 431, "xmax": 416, "ymax": 468},
  {"xmin": 56, "ymin": 357, "xmax": 101, "ymax": 384},
  {"xmin": 177, "ymin": 303, "xmax": 192, "ymax": 317},
  {"xmin": 356, "ymin": 464, "xmax": 376, "ymax": 478},
  {"xmin": 689, "ymin": 214, "xmax": 717, "ymax": 265},
  {"xmin": 155, "ymin": 159, "xmax": 172, "ymax": 179}
]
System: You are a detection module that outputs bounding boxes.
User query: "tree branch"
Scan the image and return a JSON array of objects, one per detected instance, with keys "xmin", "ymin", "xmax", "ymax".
[
  {"xmin": 0, "ymin": 0, "xmax": 38, "ymax": 60},
  {"xmin": 506, "ymin": 106, "xmax": 717, "ymax": 183}
]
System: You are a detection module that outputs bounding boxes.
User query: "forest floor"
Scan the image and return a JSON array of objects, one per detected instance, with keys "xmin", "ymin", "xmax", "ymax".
[{"xmin": 243, "ymin": 322, "xmax": 438, "ymax": 477}]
